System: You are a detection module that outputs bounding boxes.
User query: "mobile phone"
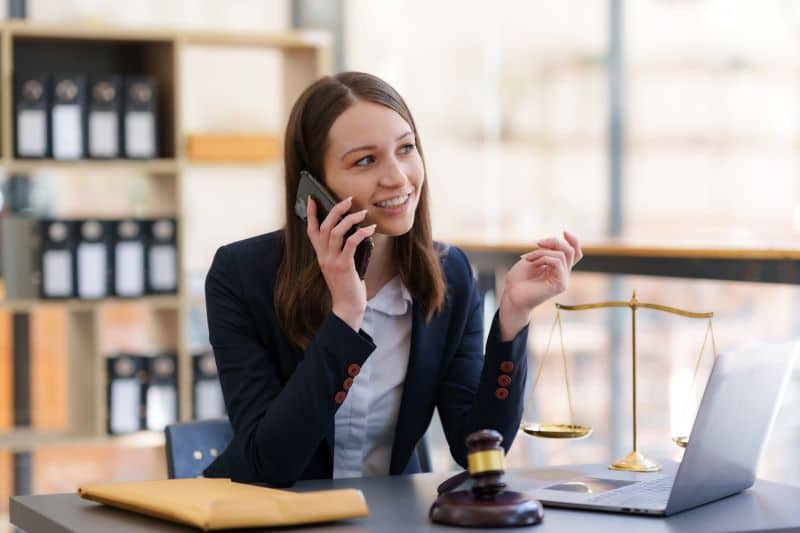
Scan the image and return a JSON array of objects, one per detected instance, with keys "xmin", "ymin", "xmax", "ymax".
[{"xmin": 294, "ymin": 170, "xmax": 373, "ymax": 279}]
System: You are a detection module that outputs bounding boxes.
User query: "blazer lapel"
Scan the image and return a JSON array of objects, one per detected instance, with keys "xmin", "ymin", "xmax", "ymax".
[{"xmin": 389, "ymin": 300, "xmax": 446, "ymax": 474}]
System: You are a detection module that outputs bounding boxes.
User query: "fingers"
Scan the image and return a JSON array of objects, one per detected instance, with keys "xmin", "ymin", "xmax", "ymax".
[
  {"xmin": 306, "ymin": 196, "xmax": 319, "ymax": 241},
  {"xmin": 329, "ymin": 209, "xmax": 368, "ymax": 251},
  {"xmin": 563, "ymin": 230, "xmax": 583, "ymax": 265},
  {"xmin": 309, "ymin": 195, "xmax": 358, "ymax": 255},
  {"xmin": 524, "ymin": 261, "xmax": 550, "ymax": 280},
  {"xmin": 525, "ymin": 255, "xmax": 562, "ymax": 271},
  {"xmin": 521, "ymin": 247, "xmax": 568, "ymax": 274},
  {"xmin": 536, "ymin": 235, "xmax": 575, "ymax": 268},
  {"xmin": 319, "ymin": 196, "xmax": 353, "ymax": 234},
  {"xmin": 523, "ymin": 256, "xmax": 568, "ymax": 291},
  {"xmin": 342, "ymin": 224, "xmax": 377, "ymax": 257}
]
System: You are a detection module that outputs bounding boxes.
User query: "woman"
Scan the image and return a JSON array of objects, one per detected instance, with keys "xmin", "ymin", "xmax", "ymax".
[{"xmin": 203, "ymin": 71, "xmax": 582, "ymax": 487}]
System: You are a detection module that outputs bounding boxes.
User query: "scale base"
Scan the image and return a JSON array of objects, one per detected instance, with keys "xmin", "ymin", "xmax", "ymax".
[{"xmin": 609, "ymin": 450, "xmax": 661, "ymax": 472}]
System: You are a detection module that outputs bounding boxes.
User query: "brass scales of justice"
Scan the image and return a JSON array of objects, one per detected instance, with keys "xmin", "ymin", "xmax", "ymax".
[{"xmin": 520, "ymin": 290, "xmax": 718, "ymax": 473}]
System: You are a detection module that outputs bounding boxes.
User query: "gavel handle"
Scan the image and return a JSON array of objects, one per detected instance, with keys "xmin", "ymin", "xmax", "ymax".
[{"xmin": 436, "ymin": 470, "xmax": 470, "ymax": 494}]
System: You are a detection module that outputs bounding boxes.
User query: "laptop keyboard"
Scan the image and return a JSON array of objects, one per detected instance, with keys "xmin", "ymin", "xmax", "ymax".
[{"xmin": 585, "ymin": 476, "xmax": 673, "ymax": 508}]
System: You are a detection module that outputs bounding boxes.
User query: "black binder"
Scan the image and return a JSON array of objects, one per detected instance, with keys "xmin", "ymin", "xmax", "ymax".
[
  {"xmin": 107, "ymin": 353, "xmax": 147, "ymax": 435},
  {"xmin": 88, "ymin": 76, "xmax": 122, "ymax": 159},
  {"xmin": 39, "ymin": 219, "xmax": 76, "ymax": 299},
  {"xmin": 145, "ymin": 218, "xmax": 178, "ymax": 294},
  {"xmin": 145, "ymin": 353, "xmax": 178, "ymax": 431},
  {"xmin": 51, "ymin": 74, "xmax": 86, "ymax": 160},
  {"xmin": 14, "ymin": 73, "xmax": 49, "ymax": 158},
  {"xmin": 192, "ymin": 352, "xmax": 226, "ymax": 420},
  {"xmin": 75, "ymin": 219, "xmax": 112, "ymax": 300},
  {"xmin": 123, "ymin": 76, "xmax": 157, "ymax": 159},
  {"xmin": 111, "ymin": 219, "xmax": 146, "ymax": 297}
]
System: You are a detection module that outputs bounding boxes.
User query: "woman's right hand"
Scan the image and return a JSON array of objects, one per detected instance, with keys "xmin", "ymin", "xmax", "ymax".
[{"xmin": 306, "ymin": 195, "xmax": 376, "ymax": 331}]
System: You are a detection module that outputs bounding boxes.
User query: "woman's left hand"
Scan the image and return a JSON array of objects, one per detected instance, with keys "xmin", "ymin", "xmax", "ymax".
[{"xmin": 498, "ymin": 231, "xmax": 583, "ymax": 341}]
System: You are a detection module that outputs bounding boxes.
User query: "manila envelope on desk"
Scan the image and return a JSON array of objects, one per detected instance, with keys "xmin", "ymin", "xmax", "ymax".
[{"xmin": 79, "ymin": 477, "xmax": 369, "ymax": 531}]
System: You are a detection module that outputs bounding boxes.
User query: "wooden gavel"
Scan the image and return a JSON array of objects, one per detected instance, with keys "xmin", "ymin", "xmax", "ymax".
[{"xmin": 429, "ymin": 429, "xmax": 544, "ymax": 527}]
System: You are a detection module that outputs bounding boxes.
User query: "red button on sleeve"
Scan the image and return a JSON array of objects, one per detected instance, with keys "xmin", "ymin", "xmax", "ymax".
[
  {"xmin": 498, "ymin": 374, "xmax": 512, "ymax": 387},
  {"xmin": 347, "ymin": 364, "xmax": 361, "ymax": 377},
  {"xmin": 343, "ymin": 377, "xmax": 354, "ymax": 391},
  {"xmin": 500, "ymin": 361, "xmax": 514, "ymax": 373},
  {"xmin": 334, "ymin": 391, "xmax": 347, "ymax": 404},
  {"xmin": 495, "ymin": 387, "xmax": 509, "ymax": 400}
]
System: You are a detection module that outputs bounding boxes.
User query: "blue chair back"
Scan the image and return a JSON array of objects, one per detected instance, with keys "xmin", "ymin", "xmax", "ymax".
[
  {"xmin": 164, "ymin": 418, "xmax": 433, "ymax": 478},
  {"xmin": 165, "ymin": 418, "xmax": 234, "ymax": 479},
  {"xmin": 416, "ymin": 435, "xmax": 432, "ymax": 473}
]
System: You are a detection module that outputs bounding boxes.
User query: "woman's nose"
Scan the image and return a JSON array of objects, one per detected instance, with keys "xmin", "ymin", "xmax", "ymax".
[{"xmin": 379, "ymin": 157, "xmax": 408, "ymax": 187}]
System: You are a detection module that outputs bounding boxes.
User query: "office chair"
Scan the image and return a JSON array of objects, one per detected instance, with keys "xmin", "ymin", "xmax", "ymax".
[
  {"xmin": 164, "ymin": 418, "xmax": 434, "ymax": 478},
  {"xmin": 165, "ymin": 418, "xmax": 234, "ymax": 479},
  {"xmin": 416, "ymin": 434, "xmax": 433, "ymax": 473}
]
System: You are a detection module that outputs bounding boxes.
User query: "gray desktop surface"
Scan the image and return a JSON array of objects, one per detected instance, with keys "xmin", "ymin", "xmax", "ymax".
[{"xmin": 10, "ymin": 462, "xmax": 800, "ymax": 532}]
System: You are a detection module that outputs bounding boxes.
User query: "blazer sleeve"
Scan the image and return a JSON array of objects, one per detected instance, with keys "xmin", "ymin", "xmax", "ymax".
[
  {"xmin": 204, "ymin": 244, "xmax": 375, "ymax": 486},
  {"xmin": 436, "ymin": 247, "xmax": 529, "ymax": 467}
]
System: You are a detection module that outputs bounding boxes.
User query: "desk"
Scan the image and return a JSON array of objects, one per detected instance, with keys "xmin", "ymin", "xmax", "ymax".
[
  {"xmin": 10, "ymin": 464, "xmax": 800, "ymax": 532},
  {"xmin": 456, "ymin": 241, "xmax": 800, "ymax": 285}
]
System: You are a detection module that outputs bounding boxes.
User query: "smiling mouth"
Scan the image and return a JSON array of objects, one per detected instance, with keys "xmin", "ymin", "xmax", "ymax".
[{"xmin": 374, "ymin": 193, "xmax": 411, "ymax": 208}]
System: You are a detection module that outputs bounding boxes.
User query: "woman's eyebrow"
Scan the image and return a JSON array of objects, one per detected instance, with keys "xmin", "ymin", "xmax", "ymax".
[{"xmin": 340, "ymin": 130, "xmax": 413, "ymax": 160}]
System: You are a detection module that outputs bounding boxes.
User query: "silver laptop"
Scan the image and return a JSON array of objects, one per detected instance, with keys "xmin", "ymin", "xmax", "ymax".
[{"xmin": 526, "ymin": 341, "xmax": 798, "ymax": 516}]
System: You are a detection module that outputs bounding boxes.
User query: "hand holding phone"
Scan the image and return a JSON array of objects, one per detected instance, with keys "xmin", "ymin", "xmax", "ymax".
[
  {"xmin": 295, "ymin": 170, "xmax": 376, "ymax": 331},
  {"xmin": 295, "ymin": 170, "xmax": 374, "ymax": 279}
]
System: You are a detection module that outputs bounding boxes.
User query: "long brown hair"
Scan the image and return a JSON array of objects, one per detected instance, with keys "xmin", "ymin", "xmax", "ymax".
[{"xmin": 274, "ymin": 71, "xmax": 446, "ymax": 350}]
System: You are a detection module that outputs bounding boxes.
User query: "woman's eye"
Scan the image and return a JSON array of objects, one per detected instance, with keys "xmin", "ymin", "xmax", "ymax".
[
  {"xmin": 355, "ymin": 155, "xmax": 374, "ymax": 167},
  {"xmin": 400, "ymin": 143, "xmax": 415, "ymax": 154}
]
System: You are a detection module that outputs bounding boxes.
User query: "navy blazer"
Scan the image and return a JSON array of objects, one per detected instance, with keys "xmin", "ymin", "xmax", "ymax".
[{"xmin": 202, "ymin": 230, "xmax": 529, "ymax": 487}]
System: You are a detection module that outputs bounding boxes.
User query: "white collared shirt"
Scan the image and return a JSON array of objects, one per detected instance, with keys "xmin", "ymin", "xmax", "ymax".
[{"xmin": 333, "ymin": 275, "xmax": 412, "ymax": 478}]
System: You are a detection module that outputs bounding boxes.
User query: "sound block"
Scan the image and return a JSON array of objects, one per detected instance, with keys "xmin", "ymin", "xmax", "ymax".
[{"xmin": 430, "ymin": 490, "xmax": 544, "ymax": 527}]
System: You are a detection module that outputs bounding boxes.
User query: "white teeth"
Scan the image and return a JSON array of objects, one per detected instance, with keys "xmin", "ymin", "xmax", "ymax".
[{"xmin": 376, "ymin": 194, "xmax": 409, "ymax": 208}]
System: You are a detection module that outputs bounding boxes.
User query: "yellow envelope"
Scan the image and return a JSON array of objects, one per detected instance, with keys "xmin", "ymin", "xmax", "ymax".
[{"xmin": 78, "ymin": 477, "xmax": 369, "ymax": 531}]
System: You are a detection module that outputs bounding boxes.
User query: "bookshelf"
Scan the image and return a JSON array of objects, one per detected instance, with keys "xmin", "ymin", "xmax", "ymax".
[{"xmin": 0, "ymin": 21, "xmax": 331, "ymax": 448}]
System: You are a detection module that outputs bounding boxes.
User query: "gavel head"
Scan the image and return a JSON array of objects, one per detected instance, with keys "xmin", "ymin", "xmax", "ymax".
[{"xmin": 465, "ymin": 429, "xmax": 506, "ymax": 500}]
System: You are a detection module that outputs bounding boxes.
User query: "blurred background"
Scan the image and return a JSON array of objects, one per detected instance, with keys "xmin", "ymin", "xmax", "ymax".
[{"xmin": 1, "ymin": 0, "xmax": 799, "ymax": 530}]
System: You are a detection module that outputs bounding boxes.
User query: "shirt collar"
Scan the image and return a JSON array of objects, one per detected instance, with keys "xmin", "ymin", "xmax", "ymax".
[{"xmin": 366, "ymin": 275, "xmax": 412, "ymax": 316}]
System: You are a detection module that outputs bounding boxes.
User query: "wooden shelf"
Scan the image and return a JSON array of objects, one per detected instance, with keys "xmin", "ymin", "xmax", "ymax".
[
  {"xmin": 0, "ymin": 20, "xmax": 331, "ymax": 50},
  {"xmin": 180, "ymin": 28, "xmax": 332, "ymax": 49},
  {"xmin": 4, "ymin": 158, "xmax": 180, "ymax": 174},
  {"xmin": 0, "ymin": 295, "xmax": 181, "ymax": 312},
  {"xmin": 0, "ymin": 429, "xmax": 165, "ymax": 452},
  {"xmin": 1, "ymin": 21, "xmax": 175, "ymax": 42},
  {"xmin": 182, "ymin": 160, "xmax": 282, "ymax": 170},
  {"xmin": 0, "ymin": 20, "xmax": 330, "ymax": 447}
]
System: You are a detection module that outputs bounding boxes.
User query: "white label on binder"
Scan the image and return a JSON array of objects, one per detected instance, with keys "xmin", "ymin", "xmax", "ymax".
[
  {"xmin": 77, "ymin": 242, "xmax": 107, "ymax": 299},
  {"xmin": 149, "ymin": 244, "xmax": 177, "ymax": 291},
  {"xmin": 17, "ymin": 109, "xmax": 47, "ymax": 156},
  {"xmin": 125, "ymin": 111, "xmax": 155, "ymax": 158},
  {"xmin": 52, "ymin": 104, "xmax": 83, "ymax": 160},
  {"xmin": 89, "ymin": 110, "xmax": 119, "ymax": 157},
  {"xmin": 196, "ymin": 379, "xmax": 225, "ymax": 419},
  {"xmin": 110, "ymin": 378, "xmax": 141, "ymax": 434},
  {"xmin": 42, "ymin": 249, "xmax": 72, "ymax": 297},
  {"xmin": 115, "ymin": 241, "xmax": 145, "ymax": 296},
  {"xmin": 146, "ymin": 384, "xmax": 177, "ymax": 431}
]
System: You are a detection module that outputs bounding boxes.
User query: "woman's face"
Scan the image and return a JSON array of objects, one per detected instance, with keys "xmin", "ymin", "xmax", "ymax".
[{"xmin": 322, "ymin": 100, "xmax": 424, "ymax": 237}]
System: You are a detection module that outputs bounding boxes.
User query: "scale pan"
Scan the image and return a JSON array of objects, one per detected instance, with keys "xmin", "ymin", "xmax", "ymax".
[
  {"xmin": 521, "ymin": 423, "xmax": 592, "ymax": 439},
  {"xmin": 673, "ymin": 436, "xmax": 688, "ymax": 448}
]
